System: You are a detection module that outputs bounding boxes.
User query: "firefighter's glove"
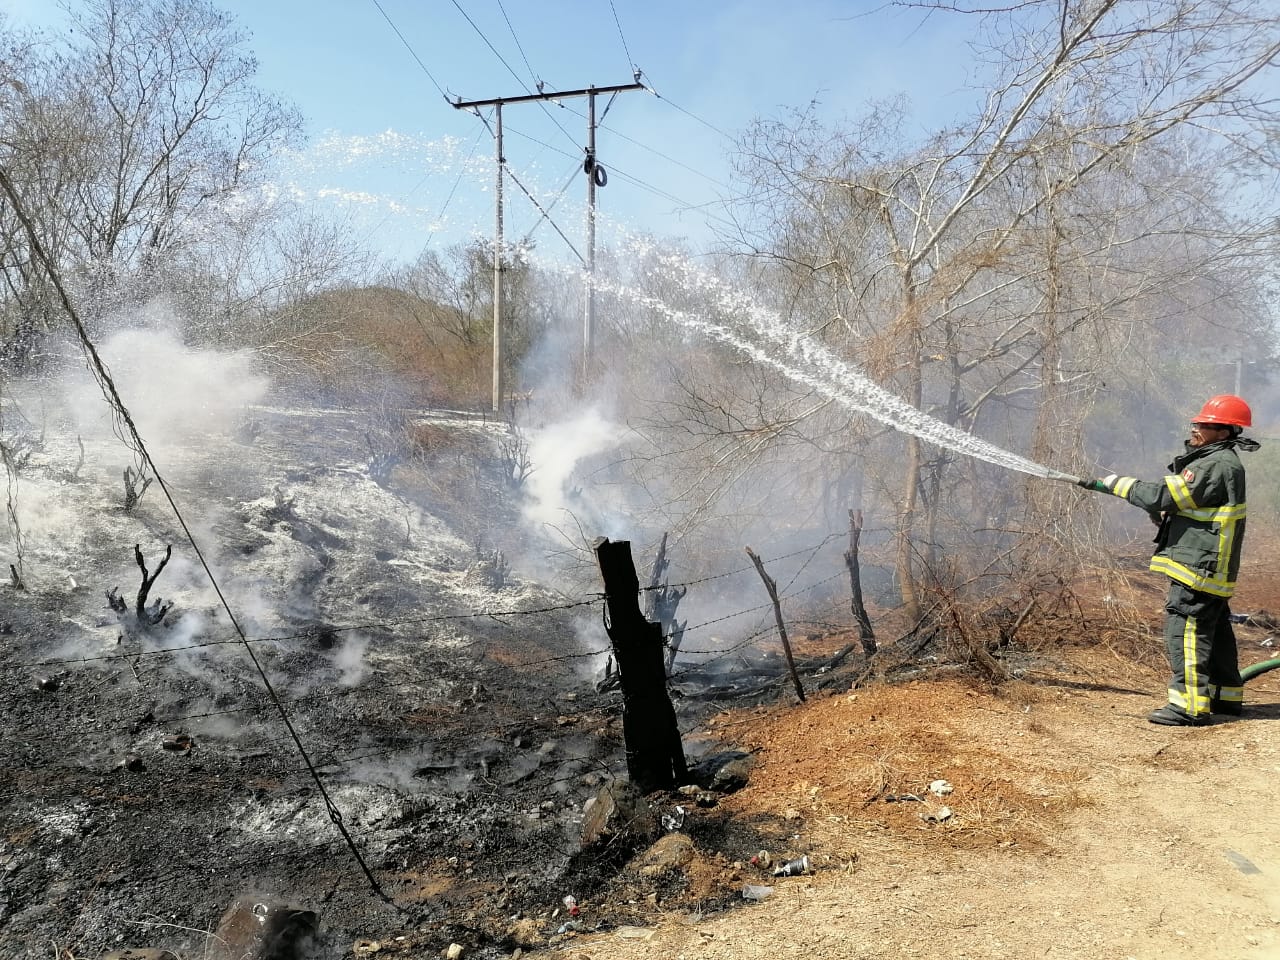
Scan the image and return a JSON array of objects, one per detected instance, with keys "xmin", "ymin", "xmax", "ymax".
[{"xmin": 1077, "ymin": 474, "xmax": 1118, "ymax": 494}]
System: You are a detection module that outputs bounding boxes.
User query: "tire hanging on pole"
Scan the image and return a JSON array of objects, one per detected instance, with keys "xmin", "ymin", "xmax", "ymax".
[{"xmin": 583, "ymin": 155, "xmax": 608, "ymax": 187}]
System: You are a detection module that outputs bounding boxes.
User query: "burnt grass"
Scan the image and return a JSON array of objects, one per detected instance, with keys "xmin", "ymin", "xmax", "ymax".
[{"xmin": 0, "ymin": 387, "xmax": 803, "ymax": 959}]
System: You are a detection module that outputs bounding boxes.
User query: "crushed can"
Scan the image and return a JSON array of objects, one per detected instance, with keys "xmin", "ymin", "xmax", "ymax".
[
  {"xmin": 660, "ymin": 805, "xmax": 687, "ymax": 831},
  {"xmin": 772, "ymin": 855, "xmax": 810, "ymax": 877}
]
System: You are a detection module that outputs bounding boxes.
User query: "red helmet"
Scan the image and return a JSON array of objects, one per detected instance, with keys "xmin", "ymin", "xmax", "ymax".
[{"xmin": 1194, "ymin": 394, "xmax": 1252, "ymax": 427}]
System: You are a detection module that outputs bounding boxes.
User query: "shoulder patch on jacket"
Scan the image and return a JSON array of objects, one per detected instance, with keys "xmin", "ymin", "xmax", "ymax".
[{"xmin": 1182, "ymin": 468, "xmax": 1196, "ymax": 483}]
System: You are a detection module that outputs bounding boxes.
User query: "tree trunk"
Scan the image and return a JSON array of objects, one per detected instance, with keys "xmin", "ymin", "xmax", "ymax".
[
  {"xmin": 844, "ymin": 509, "xmax": 877, "ymax": 658},
  {"xmin": 895, "ymin": 317, "xmax": 924, "ymax": 621},
  {"xmin": 593, "ymin": 537, "xmax": 688, "ymax": 793}
]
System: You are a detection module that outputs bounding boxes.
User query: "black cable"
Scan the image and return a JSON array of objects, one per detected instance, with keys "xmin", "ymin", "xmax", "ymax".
[
  {"xmin": 0, "ymin": 163, "xmax": 392, "ymax": 905},
  {"xmin": 449, "ymin": 0, "xmax": 579, "ymax": 150},
  {"xmin": 370, "ymin": 0, "xmax": 451, "ymax": 103},
  {"xmin": 607, "ymin": 0, "xmax": 638, "ymax": 77}
]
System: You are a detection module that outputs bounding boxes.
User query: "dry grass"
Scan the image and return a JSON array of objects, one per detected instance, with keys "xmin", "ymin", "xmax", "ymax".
[{"xmin": 260, "ymin": 286, "xmax": 493, "ymax": 409}]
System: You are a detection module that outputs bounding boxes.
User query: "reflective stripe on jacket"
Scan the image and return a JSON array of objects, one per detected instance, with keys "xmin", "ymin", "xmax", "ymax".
[{"xmin": 1104, "ymin": 441, "xmax": 1246, "ymax": 598}]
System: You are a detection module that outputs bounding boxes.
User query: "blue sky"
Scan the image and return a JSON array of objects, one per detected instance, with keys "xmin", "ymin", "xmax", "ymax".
[{"xmin": 1, "ymin": 0, "xmax": 982, "ymax": 267}]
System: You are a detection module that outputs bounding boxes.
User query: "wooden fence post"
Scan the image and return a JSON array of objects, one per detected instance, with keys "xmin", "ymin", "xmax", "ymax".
[
  {"xmin": 594, "ymin": 536, "xmax": 688, "ymax": 792},
  {"xmin": 644, "ymin": 532, "xmax": 688, "ymax": 675},
  {"xmin": 744, "ymin": 546, "xmax": 806, "ymax": 703}
]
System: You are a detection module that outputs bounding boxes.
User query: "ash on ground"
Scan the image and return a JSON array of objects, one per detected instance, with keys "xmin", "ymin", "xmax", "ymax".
[{"xmin": 0, "ymin": 383, "xmax": 791, "ymax": 959}]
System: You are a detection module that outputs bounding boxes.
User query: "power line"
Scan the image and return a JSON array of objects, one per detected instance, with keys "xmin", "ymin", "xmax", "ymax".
[
  {"xmin": 597, "ymin": 117, "xmax": 730, "ymax": 188},
  {"xmin": 470, "ymin": 109, "xmax": 584, "ymax": 264},
  {"xmin": 495, "ymin": 0, "xmax": 541, "ymax": 90},
  {"xmin": 357, "ymin": 126, "xmax": 489, "ymax": 253},
  {"xmin": 369, "ymin": 0, "xmax": 451, "ymax": 103},
  {"xmin": 448, "ymin": 0, "xmax": 579, "ymax": 150},
  {"xmin": 608, "ymin": 0, "xmax": 638, "ymax": 77},
  {"xmin": 371, "ymin": 0, "xmax": 738, "ymax": 248},
  {"xmin": 600, "ymin": 164, "xmax": 740, "ymax": 232},
  {"xmin": 530, "ymin": 96, "xmax": 753, "ymax": 243},
  {"xmin": 500, "ymin": 122, "xmax": 741, "ymax": 233},
  {"xmin": 452, "ymin": 93, "xmax": 743, "ymax": 235},
  {"xmin": 354, "ymin": 128, "xmax": 487, "ymax": 251},
  {"xmin": 642, "ymin": 80, "xmax": 735, "ymax": 141}
]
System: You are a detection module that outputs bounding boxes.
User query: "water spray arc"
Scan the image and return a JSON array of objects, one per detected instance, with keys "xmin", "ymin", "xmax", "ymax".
[{"xmin": 586, "ymin": 260, "xmax": 1083, "ymax": 486}]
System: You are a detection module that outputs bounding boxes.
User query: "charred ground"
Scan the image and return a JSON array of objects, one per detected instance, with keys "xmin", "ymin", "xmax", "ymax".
[
  {"xmin": 0, "ymin": 380, "xmax": 853, "ymax": 958},
  {"xmin": 3, "ymin": 377, "xmax": 1280, "ymax": 959}
]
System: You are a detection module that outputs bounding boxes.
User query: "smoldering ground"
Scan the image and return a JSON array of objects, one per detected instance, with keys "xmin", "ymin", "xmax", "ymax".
[
  {"xmin": 0, "ymin": 318, "xmax": 635, "ymax": 956},
  {"xmin": 0, "ymin": 268, "xmax": 888, "ymax": 956}
]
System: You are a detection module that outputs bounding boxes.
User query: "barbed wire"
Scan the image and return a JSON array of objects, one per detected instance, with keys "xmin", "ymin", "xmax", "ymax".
[
  {"xmin": 643, "ymin": 531, "xmax": 849, "ymax": 593},
  {"xmin": 9, "ymin": 572, "xmax": 861, "ymax": 748},
  {"xmin": 5, "ymin": 524, "xmax": 880, "ymax": 810},
  {"xmin": 8, "ymin": 562, "xmax": 864, "ymax": 768},
  {"xmin": 9, "ymin": 529, "xmax": 876, "ymax": 673},
  {"xmin": 10, "ymin": 596, "xmax": 607, "ymax": 669}
]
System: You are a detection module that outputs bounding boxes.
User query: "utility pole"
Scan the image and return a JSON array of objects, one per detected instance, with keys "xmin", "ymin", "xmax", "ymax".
[
  {"xmin": 492, "ymin": 104, "xmax": 504, "ymax": 414},
  {"xmin": 454, "ymin": 81, "xmax": 644, "ymax": 406},
  {"xmin": 584, "ymin": 89, "xmax": 598, "ymax": 381}
]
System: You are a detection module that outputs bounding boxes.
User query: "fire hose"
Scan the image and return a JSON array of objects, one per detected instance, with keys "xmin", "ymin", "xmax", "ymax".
[{"xmin": 1241, "ymin": 658, "xmax": 1280, "ymax": 682}]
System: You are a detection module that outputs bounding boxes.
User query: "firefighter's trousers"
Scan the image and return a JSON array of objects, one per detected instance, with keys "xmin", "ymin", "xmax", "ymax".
[{"xmin": 1163, "ymin": 580, "xmax": 1244, "ymax": 717}]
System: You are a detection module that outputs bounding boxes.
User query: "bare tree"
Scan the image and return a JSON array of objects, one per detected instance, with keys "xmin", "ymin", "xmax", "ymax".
[
  {"xmin": 703, "ymin": 0, "xmax": 1280, "ymax": 616},
  {"xmin": 0, "ymin": 0, "xmax": 303, "ymax": 361}
]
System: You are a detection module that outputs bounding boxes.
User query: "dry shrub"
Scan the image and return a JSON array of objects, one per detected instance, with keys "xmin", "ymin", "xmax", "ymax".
[
  {"xmin": 404, "ymin": 422, "xmax": 488, "ymax": 462},
  {"xmin": 262, "ymin": 286, "xmax": 491, "ymax": 408}
]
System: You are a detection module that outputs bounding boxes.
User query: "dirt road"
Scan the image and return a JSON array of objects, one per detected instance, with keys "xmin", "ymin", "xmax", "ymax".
[{"xmin": 566, "ymin": 649, "xmax": 1280, "ymax": 960}]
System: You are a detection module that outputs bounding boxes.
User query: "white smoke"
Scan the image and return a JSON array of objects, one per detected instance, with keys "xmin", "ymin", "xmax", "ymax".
[
  {"xmin": 62, "ymin": 307, "xmax": 269, "ymax": 457},
  {"xmin": 522, "ymin": 409, "xmax": 632, "ymax": 539}
]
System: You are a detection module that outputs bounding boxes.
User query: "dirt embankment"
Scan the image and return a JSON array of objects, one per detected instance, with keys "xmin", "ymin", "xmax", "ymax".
[{"xmin": 558, "ymin": 643, "xmax": 1280, "ymax": 960}]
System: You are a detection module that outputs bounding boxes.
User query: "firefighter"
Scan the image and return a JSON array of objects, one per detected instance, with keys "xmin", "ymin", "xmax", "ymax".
[{"xmin": 1081, "ymin": 395, "xmax": 1259, "ymax": 726}]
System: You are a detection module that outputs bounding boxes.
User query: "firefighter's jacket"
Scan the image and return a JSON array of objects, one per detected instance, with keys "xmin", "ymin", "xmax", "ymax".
[{"xmin": 1105, "ymin": 439, "xmax": 1248, "ymax": 598}]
